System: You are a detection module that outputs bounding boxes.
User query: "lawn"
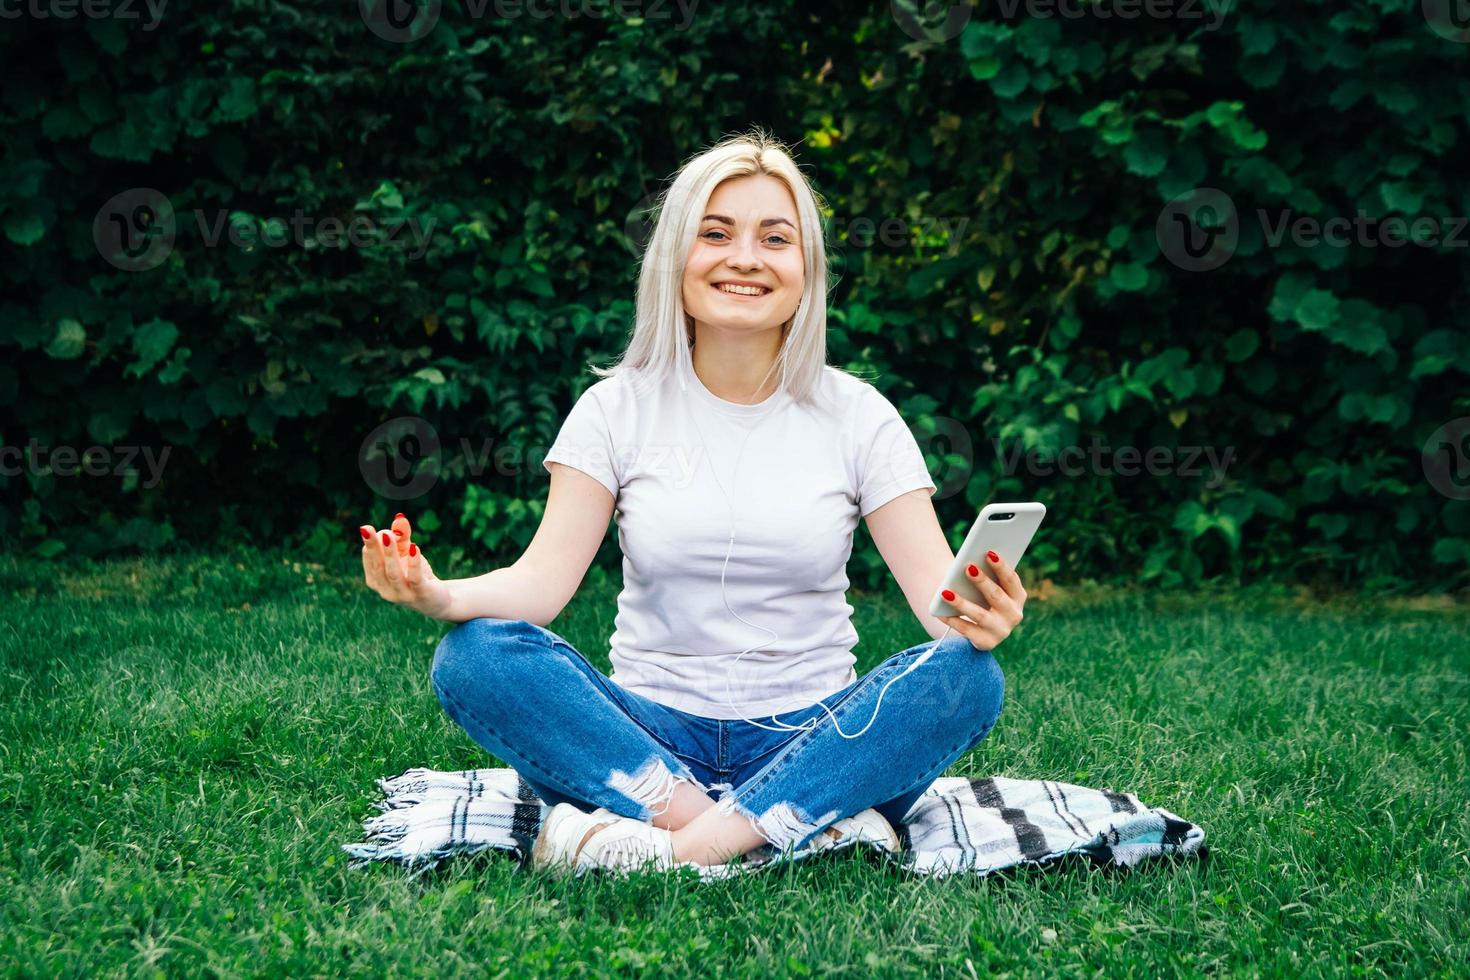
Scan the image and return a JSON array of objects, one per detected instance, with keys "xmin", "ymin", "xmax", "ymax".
[{"xmin": 2, "ymin": 548, "xmax": 1466, "ymax": 977}]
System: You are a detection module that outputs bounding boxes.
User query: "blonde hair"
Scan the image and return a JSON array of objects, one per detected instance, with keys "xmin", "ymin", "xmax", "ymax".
[{"xmin": 590, "ymin": 127, "xmax": 854, "ymax": 408}]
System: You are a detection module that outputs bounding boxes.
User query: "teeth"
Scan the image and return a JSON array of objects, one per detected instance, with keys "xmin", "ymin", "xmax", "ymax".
[{"xmin": 717, "ymin": 283, "xmax": 769, "ymax": 296}]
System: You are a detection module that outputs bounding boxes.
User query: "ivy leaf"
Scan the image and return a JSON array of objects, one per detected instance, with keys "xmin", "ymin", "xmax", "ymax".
[
  {"xmin": 968, "ymin": 56, "xmax": 1001, "ymax": 81},
  {"xmin": 128, "ymin": 318, "xmax": 179, "ymax": 377},
  {"xmin": 1239, "ymin": 18, "xmax": 1278, "ymax": 56},
  {"xmin": 1268, "ymin": 270, "xmax": 1313, "ymax": 322},
  {"xmin": 1410, "ymin": 330, "xmax": 1466, "ymax": 378},
  {"xmin": 990, "ymin": 61, "xmax": 1030, "ymax": 99},
  {"xmin": 1224, "ymin": 329, "xmax": 1260, "ymax": 362},
  {"xmin": 1108, "ymin": 262, "xmax": 1148, "ymax": 292},
  {"xmin": 1292, "ymin": 289, "xmax": 1340, "ymax": 333},
  {"xmin": 1378, "ymin": 181, "xmax": 1422, "ymax": 215},
  {"xmin": 1123, "ymin": 129, "xmax": 1169, "ymax": 178},
  {"xmin": 1204, "ymin": 101, "xmax": 1268, "ymax": 151},
  {"xmin": 45, "ymin": 319, "xmax": 87, "ymax": 360},
  {"xmin": 212, "ymin": 78, "xmax": 259, "ymax": 123},
  {"xmin": 3, "ymin": 208, "xmax": 46, "ymax": 246}
]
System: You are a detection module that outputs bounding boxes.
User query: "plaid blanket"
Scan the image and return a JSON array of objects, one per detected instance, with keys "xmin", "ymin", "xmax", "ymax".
[{"xmin": 341, "ymin": 767, "xmax": 1206, "ymax": 880}]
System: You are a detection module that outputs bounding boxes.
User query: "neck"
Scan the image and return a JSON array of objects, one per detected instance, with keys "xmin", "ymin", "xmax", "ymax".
[{"xmin": 689, "ymin": 318, "xmax": 786, "ymax": 404}]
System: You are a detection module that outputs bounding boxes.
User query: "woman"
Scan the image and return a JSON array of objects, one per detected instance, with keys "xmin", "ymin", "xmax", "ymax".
[{"xmin": 359, "ymin": 129, "xmax": 1027, "ymax": 874}]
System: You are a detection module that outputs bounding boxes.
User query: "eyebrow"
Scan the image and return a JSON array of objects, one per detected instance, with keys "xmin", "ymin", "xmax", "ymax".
[{"xmin": 702, "ymin": 213, "xmax": 798, "ymax": 231}]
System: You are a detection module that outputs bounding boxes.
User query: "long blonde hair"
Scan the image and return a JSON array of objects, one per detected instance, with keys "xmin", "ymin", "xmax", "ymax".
[{"xmin": 591, "ymin": 127, "xmax": 854, "ymax": 408}]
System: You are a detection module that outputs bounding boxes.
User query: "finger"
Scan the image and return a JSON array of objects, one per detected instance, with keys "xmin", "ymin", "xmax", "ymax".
[
  {"xmin": 377, "ymin": 528, "xmax": 403, "ymax": 587},
  {"xmin": 360, "ymin": 525, "xmax": 383, "ymax": 589},
  {"xmin": 390, "ymin": 512, "xmax": 412, "ymax": 553},
  {"xmin": 966, "ymin": 565, "xmax": 1019, "ymax": 618},
  {"xmin": 404, "ymin": 542, "xmax": 423, "ymax": 588},
  {"xmin": 985, "ymin": 550, "xmax": 1026, "ymax": 604},
  {"xmin": 946, "ymin": 590, "xmax": 993, "ymax": 627}
]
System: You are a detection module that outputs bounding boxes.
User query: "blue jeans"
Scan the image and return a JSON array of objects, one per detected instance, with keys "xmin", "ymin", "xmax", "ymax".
[{"xmin": 429, "ymin": 617, "xmax": 1005, "ymax": 854}]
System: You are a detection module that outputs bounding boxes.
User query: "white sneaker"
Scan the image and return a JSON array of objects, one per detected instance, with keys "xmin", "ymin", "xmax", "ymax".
[
  {"xmin": 805, "ymin": 808, "xmax": 900, "ymax": 854},
  {"xmin": 531, "ymin": 802, "xmax": 677, "ymax": 874}
]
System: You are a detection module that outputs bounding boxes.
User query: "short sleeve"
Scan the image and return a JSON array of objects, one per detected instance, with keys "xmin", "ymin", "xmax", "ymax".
[
  {"xmin": 856, "ymin": 388, "xmax": 937, "ymax": 517},
  {"xmin": 542, "ymin": 386, "xmax": 621, "ymax": 499}
]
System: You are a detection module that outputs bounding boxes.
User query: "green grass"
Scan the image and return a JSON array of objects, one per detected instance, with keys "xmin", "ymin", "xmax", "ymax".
[{"xmin": 2, "ymin": 548, "xmax": 1467, "ymax": 977}]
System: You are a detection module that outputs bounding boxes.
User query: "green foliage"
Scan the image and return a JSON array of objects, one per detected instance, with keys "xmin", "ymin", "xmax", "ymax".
[{"xmin": 0, "ymin": 2, "xmax": 1466, "ymax": 590}]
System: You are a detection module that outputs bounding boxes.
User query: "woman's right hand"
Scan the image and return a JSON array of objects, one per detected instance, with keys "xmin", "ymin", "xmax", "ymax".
[{"xmin": 360, "ymin": 513, "xmax": 454, "ymax": 620}]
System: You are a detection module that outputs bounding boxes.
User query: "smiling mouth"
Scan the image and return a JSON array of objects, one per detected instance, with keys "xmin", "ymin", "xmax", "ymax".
[{"xmin": 712, "ymin": 283, "xmax": 772, "ymax": 298}]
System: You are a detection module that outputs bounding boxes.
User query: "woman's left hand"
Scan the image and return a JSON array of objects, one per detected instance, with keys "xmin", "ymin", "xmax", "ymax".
[{"xmin": 939, "ymin": 550, "xmax": 1027, "ymax": 652}]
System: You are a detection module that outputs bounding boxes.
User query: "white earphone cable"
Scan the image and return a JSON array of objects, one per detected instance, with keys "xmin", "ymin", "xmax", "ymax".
[{"xmin": 680, "ymin": 352, "xmax": 950, "ymax": 739}]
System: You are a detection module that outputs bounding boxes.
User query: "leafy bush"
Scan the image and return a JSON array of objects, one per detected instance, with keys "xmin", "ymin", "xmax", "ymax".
[{"xmin": 1, "ymin": 1, "xmax": 1466, "ymax": 593}]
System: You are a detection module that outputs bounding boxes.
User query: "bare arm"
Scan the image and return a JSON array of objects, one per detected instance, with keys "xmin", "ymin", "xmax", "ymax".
[
  {"xmin": 863, "ymin": 488, "xmax": 955, "ymax": 641},
  {"xmin": 437, "ymin": 462, "xmax": 615, "ymax": 625}
]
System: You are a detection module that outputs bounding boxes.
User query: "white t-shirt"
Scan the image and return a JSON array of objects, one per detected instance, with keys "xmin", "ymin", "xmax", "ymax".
[{"xmin": 541, "ymin": 361, "xmax": 936, "ymax": 719}]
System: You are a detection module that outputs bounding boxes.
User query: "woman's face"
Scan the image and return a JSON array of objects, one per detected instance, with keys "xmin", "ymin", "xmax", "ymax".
[{"xmin": 681, "ymin": 174, "xmax": 804, "ymax": 339}]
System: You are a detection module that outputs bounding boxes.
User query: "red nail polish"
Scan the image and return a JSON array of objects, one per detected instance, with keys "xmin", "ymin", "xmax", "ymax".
[
  {"xmin": 359, "ymin": 526, "xmax": 371, "ymax": 540},
  {"xmin": 942, "ymin": 589, "xmax": 956, "ymax": 602},
  {"xmin": 967, "ymin": 564, "xmax": 979, "ymax": 577},
  {"xmin": 394, "ymin": 529, "xmax": 403, "ymax": 536},
  {"xmin": 409, "ymin": 543, "xmax": 418, "ymax": 557},
  {"xmin": 987, "ymin": 550, "xmax": 999, "ymax": 563},
  {"xmin": 395, "ymin": 513, "xmax": 405, "ymax": 521},
  {"xmin": 381, "ymin": 531, "xmax": 392, "ymax": 546}
]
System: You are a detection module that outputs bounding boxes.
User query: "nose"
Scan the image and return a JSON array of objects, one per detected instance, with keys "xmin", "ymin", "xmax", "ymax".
[{"xmin": 728, "ymin": 231, "xmax": 762, "ymax": 269}]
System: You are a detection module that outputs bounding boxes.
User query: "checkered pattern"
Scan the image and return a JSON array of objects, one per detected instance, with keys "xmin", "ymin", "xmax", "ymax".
[{"xmin": 341, "ymin": 766, "xmax": 1205, "ymax": 879}]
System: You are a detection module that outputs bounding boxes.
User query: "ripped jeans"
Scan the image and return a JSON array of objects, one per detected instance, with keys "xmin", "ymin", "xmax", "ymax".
[{"xmin": 429, "ymin": 617, "xmax": 1005, "ymax": 855}]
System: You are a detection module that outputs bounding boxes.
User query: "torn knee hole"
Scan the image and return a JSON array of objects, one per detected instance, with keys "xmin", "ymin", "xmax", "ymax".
[
  {"xmin": 605, "ymin": 757, "xmax": 698, "ymax": 820},
  {"xmin": 715, "ymin": 797, "xmax": 839, "ymax": 853}
]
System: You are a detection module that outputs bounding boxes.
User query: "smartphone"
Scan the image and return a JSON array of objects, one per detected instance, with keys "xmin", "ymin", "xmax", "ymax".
[{"xmin": 928, "ymin": 501, "xmax": 1047, "ymax": 619}]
